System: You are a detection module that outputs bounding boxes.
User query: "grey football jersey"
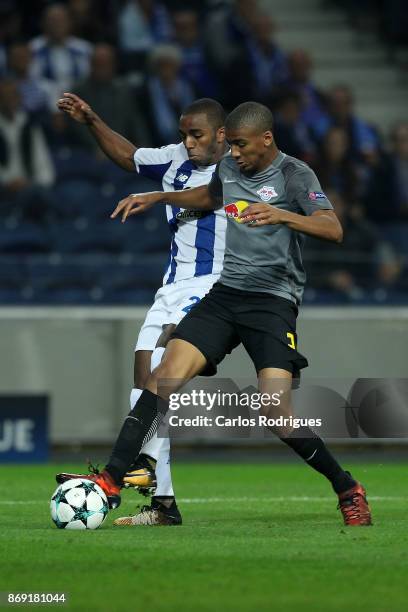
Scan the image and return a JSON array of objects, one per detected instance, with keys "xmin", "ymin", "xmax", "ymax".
[{"xmin": 208, "ymin": 151, "xmax": 333, "ymax": 304}]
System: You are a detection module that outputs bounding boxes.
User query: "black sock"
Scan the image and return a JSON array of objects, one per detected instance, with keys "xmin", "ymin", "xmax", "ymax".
[
  {"xmin": 281, "ymin": 426, "xmax": 356, "ymax": 494},
  {"xmin": 105, "ymin": 389, "xmax": 168, "ymax": 486},
  {"xmin": 153, "ymin": 496, "xmax": 175, "ymax": 509},
  {"xmin": 140, "ymin": 454, "xmax": 157, "ymax": 468}
]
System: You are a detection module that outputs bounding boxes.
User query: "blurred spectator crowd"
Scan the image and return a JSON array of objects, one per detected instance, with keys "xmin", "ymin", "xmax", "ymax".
[{"xmin": 0, "ymin": 0, "xmax": 407, "ymax": 304}]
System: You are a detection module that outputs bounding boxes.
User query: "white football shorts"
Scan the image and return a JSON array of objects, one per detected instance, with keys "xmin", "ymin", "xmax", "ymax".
[{"xmin": 135, "ymin": 274, "xmax": 220, "ymax": 352}]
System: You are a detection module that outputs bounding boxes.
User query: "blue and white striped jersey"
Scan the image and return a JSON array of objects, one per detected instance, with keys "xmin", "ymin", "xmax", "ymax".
[
  {"xmin": 30, "ymin": 36, "xmax": 92, "ymax": 91},
  {"xmin": 134, "ymin": 143, "xmax": 226, "ymax": 285}
]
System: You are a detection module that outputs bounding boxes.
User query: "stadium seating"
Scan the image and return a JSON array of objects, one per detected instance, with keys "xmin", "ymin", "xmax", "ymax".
[
  {"xmin": 0, "ymin": 138, "xmax": 173, "ymax": 305},
  {"xmin": 0, "ymin": 257, "xmax": 29, "ymax": 303},
  {"xmin": 2, "ymin": 252, "xmax": 168, "ymax": 305},
  {"xmin": 53, "ymin": 179, "xmax": 102, "ymax": 221},
  {"xmin": 0, "ymin": 222, "xmax": 51, "ymax": 254}
]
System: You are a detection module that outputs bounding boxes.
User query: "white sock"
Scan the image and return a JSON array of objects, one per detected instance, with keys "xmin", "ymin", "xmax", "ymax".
[
  {"xmin": 154, "ymin": 437, "xmax": 174, "ymax": 497},
  {"xmin": 142, "ymin": 345, "xmax": 174, "ymax": 496},
  {"xmin": 151, "ymin": 346, "xmax": 165, "ymax": 371},
  {"xmin": 129, "ymin": 387, "xmax": 143, "ymax": 410},
  {"xmin": 140, "ymin": 434, "xmax": 165, "ymax": 462}
]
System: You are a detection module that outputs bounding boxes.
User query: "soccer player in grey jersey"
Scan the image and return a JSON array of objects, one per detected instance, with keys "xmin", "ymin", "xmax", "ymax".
[{"xmin": 59, "ymin": 102, "xmax": 372, "ymax": 527}]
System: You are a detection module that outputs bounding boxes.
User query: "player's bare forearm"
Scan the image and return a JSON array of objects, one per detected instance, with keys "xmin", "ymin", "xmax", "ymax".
[
  {"xmin": 281, "ymin": 210, "xmax": 343, "ymax": 242},
  {"xmin": 111, "ymin": 185, "xmax": 218, "ymax": 223},
  {"xmin": 89, "ymin": 115, "xmax": 136, "ymax": 172},
  {"xmin": 162, "ymin": 185, "xmax": 216, "ymax": 210},
  {"xmin": 240, "ymin": 205, "xmax": 343, "ymax": 243}
]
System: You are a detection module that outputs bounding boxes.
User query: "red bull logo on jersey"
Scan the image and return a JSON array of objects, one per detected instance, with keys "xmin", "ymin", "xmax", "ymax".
[
  {"xmin": 224, "ymin": 200, "xmax": 249, "ymax": 223},
  {"xmin": 256, "ymin": 185, "xmax": 278, "ymax": 201}
]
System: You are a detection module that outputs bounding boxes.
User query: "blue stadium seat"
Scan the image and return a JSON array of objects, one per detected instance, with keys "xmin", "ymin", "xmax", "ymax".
[
  {"xmin": 382, "ymin": 223, "xmax": 408, "ymax": 256},
  {"xmin": 0, "ymin": 223, "xmax": 51, "ymax": 254},
  {"xmin": 97, "ymin": 255, "xmax": 167, "ymax": 293},
  {"xmin": 35, "ymin": 287, "xmax": 98, "ymax": 304},
  {"xmin": 115, "ymin": 219, "xmax": 169, "ymax": 254},
  {"xmin": 102, "ymin": 287, "xmax": 156, "ymax": 305},
  {"xmin": 97, "ymin": 181, "xmax": 122, "ymax": 219},
  {"xmin": 26, "ymin": 256, "xmax": 102, "ymax": 304},
  {"xmin": 51, "ymin": 221, "xmax": 124, "ymax": 254},
  {"xmin": 53, "ymin": 179, "xmax": 101, "ymax": 221},
  {"xmin": 0, "ymin": 257, "xmax": 28, "ymax": 303},
  {"xmin": 118, "ymin": 172, "xmax": 161, "ymax": 195},
  {"xmin": 52, "ymin": 148, "xmax": 103, "ymax": 182},
  {"xmin": 302, "ymin": 289, "xmax": 349, "ymax": 305},
  {"xmin": 97, "ymin": 173, "xmax": 165, "ymax": 220}
]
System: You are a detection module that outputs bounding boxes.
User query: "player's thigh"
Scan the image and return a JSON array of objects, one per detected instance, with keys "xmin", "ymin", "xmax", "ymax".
[
  {"xmin": 238, "ymin": 298, "xmax": 308, "ymax": 382},
  {"xmin": 133, "ymin": 350, "xmax": 152, "ymax": 388},
  {"xmin": 134, "ymin": 288, "xmax": 170, "ymax": 384},
  {"xmin": 153, "ymin": 275, "xmax": 219, "ymax": 350},
  {"xmin": 171, "ymin": 284, "xmax": 240, "ymax": 376},
  {"xmin": 168, "ymin": 275, "xmax": 219, "ymax": 325}
]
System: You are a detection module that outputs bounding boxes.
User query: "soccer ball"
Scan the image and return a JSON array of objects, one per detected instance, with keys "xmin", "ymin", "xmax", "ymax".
[{"xmin": 50, "ymin": 478, "xmax": 109, "ymax": 530}]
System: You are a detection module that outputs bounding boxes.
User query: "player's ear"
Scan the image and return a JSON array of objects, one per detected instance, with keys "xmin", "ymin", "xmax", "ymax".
[
  {"xmin": 264, "ymin": 131, "xmax": 273, "ymax": 147},
  {"xmin": 216, "ymin": 126, "xmax": 225, "ymax": 143}
]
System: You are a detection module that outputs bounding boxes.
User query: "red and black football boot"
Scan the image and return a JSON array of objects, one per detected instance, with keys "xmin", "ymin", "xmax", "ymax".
[
  {"xmin": 56, "ymin": 464, "xmax": 121, "ymax": 509},
  {"xmin": 338, "ymin": 481, "xmax": 372, "ymax": 526}
]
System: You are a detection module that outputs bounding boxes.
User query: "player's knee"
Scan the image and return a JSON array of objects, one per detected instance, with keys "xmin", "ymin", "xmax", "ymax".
[
  {"xmin": 145, "ymin": 364, "xmax": 182, "ymax": 399},
  {"xmin": 271, "ymin": 423, "xmax": 295, "ymax": 438},
  {"xmin": 259, "ymin": 403, "xmax": 294, "ymax": 438},
  {"xmin": 150, "ymin": 358, "xmax": 183, "ymax": 384}
]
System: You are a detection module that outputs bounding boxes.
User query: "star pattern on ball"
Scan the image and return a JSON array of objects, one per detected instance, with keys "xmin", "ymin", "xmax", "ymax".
[
  {"xmin": 80, "ymin": 480, "xmax": 98, "ymax": 495},
  {"xmin": 53, "ymin": 488, "xmax": 69, "ymax": 505},
  {"xmin": 71, "ymin": 506, "xmax": 95, "ymax": 524}
]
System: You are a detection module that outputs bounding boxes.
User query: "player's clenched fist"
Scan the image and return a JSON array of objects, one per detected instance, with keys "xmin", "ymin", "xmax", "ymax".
[
  {"xmin": 57, "ymin": 92, "xmax": 96, "ymax": 125},
  {"xmin": 111, "ymin": 192, "xmax": 162, "ymax": 223}
]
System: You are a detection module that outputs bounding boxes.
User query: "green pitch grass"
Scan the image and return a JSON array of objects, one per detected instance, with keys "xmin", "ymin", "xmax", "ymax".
[{"xmin": 0, "ymin": 462, "xmax": 407, "ymax": 612}]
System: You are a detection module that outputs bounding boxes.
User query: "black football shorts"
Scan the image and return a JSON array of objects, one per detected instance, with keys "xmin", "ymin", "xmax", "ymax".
[{"xmin": 170, "ymin": 282, "xmax": 308, "ymax": 379}]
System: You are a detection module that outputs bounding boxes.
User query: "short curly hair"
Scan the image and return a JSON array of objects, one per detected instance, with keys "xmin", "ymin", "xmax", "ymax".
[
  {"xmin": 225, "ymin": 101, "xmax": 274, "ymax": 133},
  {"xmin": 182, "ymin": 98, "xmax": 226, "ymax": 129}
]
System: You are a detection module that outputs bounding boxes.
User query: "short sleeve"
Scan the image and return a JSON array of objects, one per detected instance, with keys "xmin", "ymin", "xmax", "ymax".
[
  {"xmin": 207, "ymin": 162, "xmax": 223, "ymax": 203},
  {"xmin": 286, "ymin": 164, "xmax": 333, "ymax": 216},
  {"xmin": 133, "ymin": 144, "xmax": 177, "ymax": 181}
]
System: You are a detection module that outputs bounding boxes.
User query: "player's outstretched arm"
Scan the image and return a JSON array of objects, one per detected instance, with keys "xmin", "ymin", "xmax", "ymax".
[
  {"xmin": 111, "ymin": 185, "xmax": 218, "ymax": 223},
  {"xmin": 57, "ymin": 93, "xmax": 136, "ymax": 172}
]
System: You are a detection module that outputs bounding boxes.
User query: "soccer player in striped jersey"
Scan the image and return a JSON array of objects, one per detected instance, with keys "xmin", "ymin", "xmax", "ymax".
[{"xmin": 57, "ymin": 93, "xmax": 228, "ymax": 525}]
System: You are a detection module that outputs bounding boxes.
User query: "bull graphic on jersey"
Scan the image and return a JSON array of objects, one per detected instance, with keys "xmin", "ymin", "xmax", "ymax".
[
  {"xmin": 256, "ymin": 185, "xmax": 278, "ymax": 201},
  {"xmin": 224, "ymin": 200, "xmax": 249, "ymax": 223}
]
